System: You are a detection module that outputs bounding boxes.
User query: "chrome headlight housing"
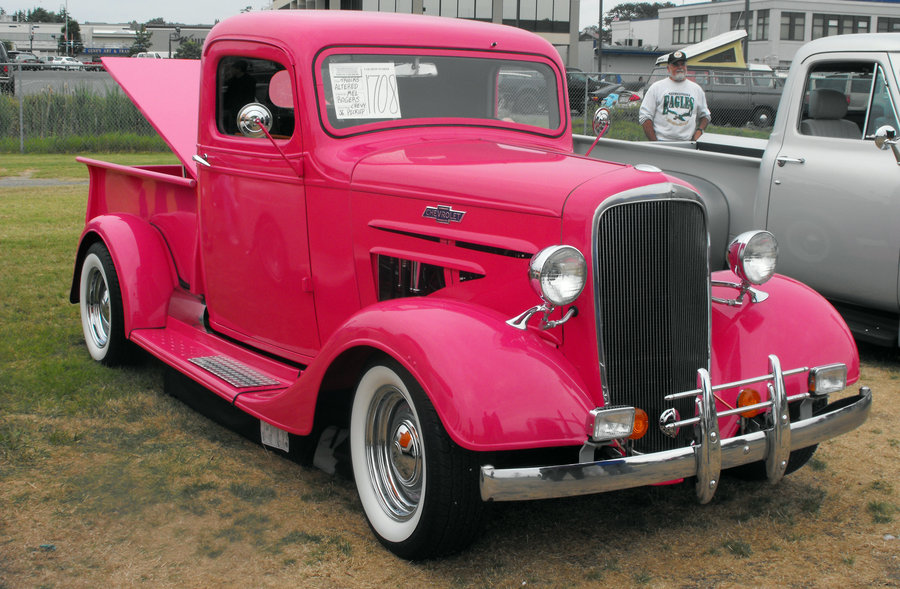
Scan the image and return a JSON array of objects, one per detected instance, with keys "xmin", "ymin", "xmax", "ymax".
[
  {"xmin": 727, "ymin": 230, "xmax": 778, "ymax": 285},
  {"xmin": 529, "ymin": 245, "xmax": 587, "ymax": 306}
]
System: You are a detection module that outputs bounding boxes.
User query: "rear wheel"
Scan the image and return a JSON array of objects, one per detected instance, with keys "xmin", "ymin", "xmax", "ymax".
[
  {"xmin": 79, "ymin": 242, "xmax": 131, "ymax": 366},
  {"xmin": 350, "ymin": 359, "xmax": 484, "ymax": 559}
]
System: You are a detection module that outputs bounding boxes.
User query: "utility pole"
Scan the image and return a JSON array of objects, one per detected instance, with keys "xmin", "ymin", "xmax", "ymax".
[
  {"xmin": 744, "ymin": 0, "xmax": 750, "ymax": 62},
  {"xmin": 597, "ymin": 0, "xmax": 603, "ymax": 73}
]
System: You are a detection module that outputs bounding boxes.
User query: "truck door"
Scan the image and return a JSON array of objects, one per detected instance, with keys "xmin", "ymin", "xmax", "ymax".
[
  {"xmin": 766, "ymin": 55, "xmax": 900, "ymax": 314},
  {"xmin": 197, "ymin": 42, "xmax": 319, "ymax": 360}
]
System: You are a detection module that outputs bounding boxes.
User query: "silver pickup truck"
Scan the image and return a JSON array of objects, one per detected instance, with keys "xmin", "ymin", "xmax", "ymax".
[{"xmin": 579, "ymin": 33, "xmax": 900, "ymax": 345}]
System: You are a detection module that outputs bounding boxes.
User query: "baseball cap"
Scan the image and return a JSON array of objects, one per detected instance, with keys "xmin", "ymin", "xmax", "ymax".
[{"xmin": 667, "ymin": 51, "xmax": 686, "ymax": 64}]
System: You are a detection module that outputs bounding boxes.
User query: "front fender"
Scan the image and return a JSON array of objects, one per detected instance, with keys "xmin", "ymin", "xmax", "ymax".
[
  {"xmin": 710, "ymin": 271, "xmax": 860, "ymax": 436},
  {"xmin": 71, "ymin": 214, "xmax": 176, "ymax": 335},
  {"xmin": 239, "ymin": 299, "xmax": 596, "ymax": 451}
]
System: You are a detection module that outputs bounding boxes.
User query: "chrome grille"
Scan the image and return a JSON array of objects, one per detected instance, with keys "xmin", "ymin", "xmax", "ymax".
[{"xmin": 595, "ymin": 199, "xmax": 709, "ymax": 453}]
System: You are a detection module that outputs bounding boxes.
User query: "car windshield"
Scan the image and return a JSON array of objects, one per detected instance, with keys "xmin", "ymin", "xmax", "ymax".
[{"xmin": 319, "ymin": 51, "xmax": 562, "ymax": 135}]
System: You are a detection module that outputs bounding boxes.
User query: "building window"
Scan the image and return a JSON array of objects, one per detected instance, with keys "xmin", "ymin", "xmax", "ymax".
[
  {"xmin": 731, "ymin": 11, "xmax": 753, "ymax": 40},
  {"xmin": 812, "ymin": 14, "xmax": 870, "ymax": 39},
  {"xmin": 499, "ymin": 0, "xmax": 567, "ymax": 33},
  {"xmin": 781, "ymin": 12, "xmax": 805, "ymax": 41},
  {"xmin": 687, "ymin": 15, "xmax": 707, "ymax": 44},
  {"xmin": 878, "ymin": 17, "xmax": 900, "ymax": 33},
  {"xmin": 756, "ymin": 9, "xmax": 769, "ymax": 41},
  {"xmin": 673, "ymin": 17, "xmax": 685, "ymax": 44}
]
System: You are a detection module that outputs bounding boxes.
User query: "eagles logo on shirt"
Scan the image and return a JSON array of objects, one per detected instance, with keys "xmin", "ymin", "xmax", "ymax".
[{"xmin": 662, "ymin": 93, "xmax": 695, "ymax": 122}]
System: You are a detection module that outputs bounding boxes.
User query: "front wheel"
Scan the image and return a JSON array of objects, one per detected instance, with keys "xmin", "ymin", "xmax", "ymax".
[
  {"xmin": 79, "ymin": 242, "xmax": 131, "ymax": 365},
  {"xmin": 350, "ymin": 359, "xmax": 484, "ymax": 559},
  {"xmin": 750, "ymin": 107, "xmax": 775, "ymax": 128}
]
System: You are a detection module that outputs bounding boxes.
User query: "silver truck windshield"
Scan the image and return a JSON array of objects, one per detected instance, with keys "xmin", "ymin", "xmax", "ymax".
[{"xmin": 319, "ymin": 53, "xmax": 561, "ymax": 133}]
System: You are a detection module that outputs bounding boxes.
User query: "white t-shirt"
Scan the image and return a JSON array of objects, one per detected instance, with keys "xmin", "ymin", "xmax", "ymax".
[{"xmin": 639, "ymin": 77, "xmax": 711, "ymax": 141}]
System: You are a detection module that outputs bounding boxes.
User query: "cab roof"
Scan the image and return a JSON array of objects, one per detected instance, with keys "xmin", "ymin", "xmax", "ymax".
[{"xmin": 205, "ymin": 10, "xmax": 561, "ymax": 59}]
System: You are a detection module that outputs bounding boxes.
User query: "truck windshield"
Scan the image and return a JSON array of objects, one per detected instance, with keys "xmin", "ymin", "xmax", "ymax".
[{"xmin": 319, "ymin": 52, "xmax": 562, "ymax": 134}]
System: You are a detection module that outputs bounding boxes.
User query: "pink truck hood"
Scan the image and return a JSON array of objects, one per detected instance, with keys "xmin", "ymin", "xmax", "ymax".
[
  {"xmin": 103, "ymin": 57, "xmax": 201, "ymax": 178},
  {"xmin": 351, "ymin": 139, "xmax": 628, "ymax": 216}
]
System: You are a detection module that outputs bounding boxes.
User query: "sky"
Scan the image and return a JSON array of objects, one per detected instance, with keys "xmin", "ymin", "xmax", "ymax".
[
  {"xmin": 0, "ymin": 1, "xmax": 270, "ymax": 25},
  {"xmin": 1, "ymin": 0, "xmax": 696, "ymax": 29}
]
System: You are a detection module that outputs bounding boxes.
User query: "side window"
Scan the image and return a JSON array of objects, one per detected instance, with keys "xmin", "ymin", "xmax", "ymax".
[
  {"xmin": 713, "ymin": 72, "xmax": 743, "ymax": 86},
  {"xmin": 217, "ymin": 56, "xmax": 295, "ymax": 138},
  {"xmin": 688, "ymin": 69, "xmax": 709, "ymax": 85},
  {"xmin": 800, "ymin": 62, "xmax": 873, "ymax": 139},
  {"xmin": 864, "ymin": 66, "xmax": 900, "ymax": 137},
  {"xmin": 751, "ymin": 71, "xmax": 776, "ymax": 88}
]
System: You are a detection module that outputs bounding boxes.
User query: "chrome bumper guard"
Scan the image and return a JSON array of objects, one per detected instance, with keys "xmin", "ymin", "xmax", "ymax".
[{"xmin": 480, "ymin": 356, "xmax": 872, "ymax": 503}]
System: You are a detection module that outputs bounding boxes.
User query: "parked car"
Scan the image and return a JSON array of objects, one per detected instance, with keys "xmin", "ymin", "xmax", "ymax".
[
  {"xmin": 134, "ymin": 52, "xmax": 163, "ymax": 58},
  {"xmin": 565, "ymin": 67, "xmax": 624, "ymax": 113},
  {"xmin": 580, "ymin": 33, "xmax": 900, "ymax": 345},
  {"xmin": 0, "ymin": 43, "xmax": 13, "ymax": 94},
  {"xmin": 9, "ymin": 50, "xmax": 42, "ymax": 70},
  {"xmin": 647, "ymin": 63, "xmax": 783, "ymax": 127},
  {"xmin": 56, "ymin": 56, "xmax": 84, "ymax": 70},
  {"xmin": 72, "ymin": 11, "xmax": 871, "ymax": 559},
  {"xmin": 83, "ymin": 57, "xmax": 105, "ymax": 72}
]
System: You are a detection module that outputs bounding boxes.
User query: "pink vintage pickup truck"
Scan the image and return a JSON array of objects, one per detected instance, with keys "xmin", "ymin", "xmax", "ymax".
[{"xmin": 71, "ymin": 11, "xmax": 871, "ymax": 558}]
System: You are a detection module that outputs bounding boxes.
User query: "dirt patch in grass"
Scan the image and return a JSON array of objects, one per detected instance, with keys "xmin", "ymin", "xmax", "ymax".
[{"xmin": 1, "ymin": 344, "xmax": 897, "ymax": 588}]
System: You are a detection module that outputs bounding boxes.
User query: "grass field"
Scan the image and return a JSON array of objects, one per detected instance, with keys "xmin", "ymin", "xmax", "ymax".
[{"xmin": 1, "ymin": 154, "xmax": 898, "ymax": 587}]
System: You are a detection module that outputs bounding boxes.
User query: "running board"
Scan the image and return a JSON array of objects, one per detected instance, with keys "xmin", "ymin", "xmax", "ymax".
[{"xmin": 131, "ymin": 318, "xmax": 300, "ymax": 403}]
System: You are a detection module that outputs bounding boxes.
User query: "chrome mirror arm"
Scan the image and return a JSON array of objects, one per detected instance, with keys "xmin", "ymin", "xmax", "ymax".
[
  {"xmin": 506, "ymin": 304, "xmax": 550, "ymax": 330},
  {"xmin": 507, "ymin": 303, "xmax": 578, "ymax": 330},
  {"xmin": 711, "ymin": 280, "xmax": 769, "ymax": 306}
]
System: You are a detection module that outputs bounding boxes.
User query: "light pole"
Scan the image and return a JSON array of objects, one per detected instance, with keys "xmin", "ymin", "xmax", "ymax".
[
  {"xmin": 65, "ymin": 0, "xmax": 69, "ymax": 56},
  {"xmin": 168, "ymin": 27, "xmax": 181, "ymax": 59}
]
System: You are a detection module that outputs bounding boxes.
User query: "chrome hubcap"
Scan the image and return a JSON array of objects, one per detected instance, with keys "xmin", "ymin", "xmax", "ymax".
[
  {"xmin": 366, "ymin": 385, "xmax": 423, "ymax": 521},
  {"xmin": 85, "ymin": 266, "xmax": 110, "ymax": 349}
]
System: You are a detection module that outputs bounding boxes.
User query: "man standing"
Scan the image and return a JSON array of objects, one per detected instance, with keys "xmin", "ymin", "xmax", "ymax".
[{"xmin": 639, "ymin": 51, "xmax": 711, "ymax": 141}]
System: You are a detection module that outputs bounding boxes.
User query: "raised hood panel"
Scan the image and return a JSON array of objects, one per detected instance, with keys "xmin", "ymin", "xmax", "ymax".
[
  {"xmin": 351, "ymin": 139, "xmax": 625, "ymax": 217},
  {"xmin": 103, "ymin": 57, "xmax": 201, "ymax": 178}
]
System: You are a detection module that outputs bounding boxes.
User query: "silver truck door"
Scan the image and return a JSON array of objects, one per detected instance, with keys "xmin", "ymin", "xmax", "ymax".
[{"xmin": 766, "ymin": 55, "xmax": 900, "ymax": 313}]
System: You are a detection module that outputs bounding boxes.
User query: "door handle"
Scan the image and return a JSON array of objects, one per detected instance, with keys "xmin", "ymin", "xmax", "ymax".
[
  {"xmin": 776, "ymin": 155, "xmax": 805, "ymax": 167},
  {"xmin": 192, "ymin": 154, "xmax": 211, "ymax": 168}
]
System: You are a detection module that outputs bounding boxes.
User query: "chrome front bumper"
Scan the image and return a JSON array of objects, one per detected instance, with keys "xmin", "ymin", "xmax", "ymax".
[{"xmin": 480, "ymin": 360, "xmax": 872, "ymax": 503}]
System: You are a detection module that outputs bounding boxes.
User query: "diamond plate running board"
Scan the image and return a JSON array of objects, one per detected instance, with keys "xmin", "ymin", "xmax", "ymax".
[{"xmin": 189, "ymin": 355, "xmax": 281, "ymax": 388}]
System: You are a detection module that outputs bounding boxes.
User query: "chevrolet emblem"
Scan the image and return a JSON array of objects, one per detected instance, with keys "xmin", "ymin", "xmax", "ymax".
[{"xmin": 423, "ymin": 205, "xmax": 466, "ymax": 224}]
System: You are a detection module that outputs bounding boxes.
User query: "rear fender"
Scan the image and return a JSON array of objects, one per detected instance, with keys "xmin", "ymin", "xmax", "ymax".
[
  {"xmin": 239, "ymin": 299, "xmax": 596, "ymax": 452},
  {"xmin": 71, "ymin": 214, "xmax": 176, "ymax": 335}
]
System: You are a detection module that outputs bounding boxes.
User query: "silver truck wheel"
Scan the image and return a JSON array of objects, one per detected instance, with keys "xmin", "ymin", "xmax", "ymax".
[
  {"xmin": 350, "ymin": 359, "xmax": 484, "ymax": 559},
  {"xmin": 79, "ymin": 242, "xmax": 130, "ymax": 365}
]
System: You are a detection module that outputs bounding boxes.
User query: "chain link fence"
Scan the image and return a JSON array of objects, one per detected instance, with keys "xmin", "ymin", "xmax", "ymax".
[
  {"xmin": 0, "ymin": 66, "xmax": 165, "ymax": 153},
  {"xmin": 0, "ymin": 65, "xmax": 780, "ymax": 153},
  {"xmin": 567, "ymin": 70, "xmax": 783, "ymax": 138}
]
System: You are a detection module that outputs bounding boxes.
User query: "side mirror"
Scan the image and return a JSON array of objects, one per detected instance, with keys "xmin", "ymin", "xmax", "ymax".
[
  {"xmin": 236, "ymin": 102, "xmax": 273, "ymax": 138},
  {"xmin": 873, "ymin": 125, "xmax": 897, "ymax": 150},
  {"xmin": 592, "ymin": 107, "xmax": 611, "ymax": 137},
  {"xmin": 873, "ymin": 125, "xmax": 900, "ymax": 166}
]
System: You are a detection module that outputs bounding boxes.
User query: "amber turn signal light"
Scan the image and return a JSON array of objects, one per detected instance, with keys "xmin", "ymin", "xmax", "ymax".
[
  {"xmin": 629, "ymin": 408, "xmax": 649, "ymax": 439},
  {"xmin": 737, "ymin": 388, "xmax": 762, "ymax": 418}
]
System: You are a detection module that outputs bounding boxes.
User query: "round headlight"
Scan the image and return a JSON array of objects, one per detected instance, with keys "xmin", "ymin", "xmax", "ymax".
[
  {"xmin": 727, "ymin": 230, "xmax": 778, "ymax": 285},
  {"xmin": 529, "ymin": 245, "xmax": 587, "ymax": 306}
]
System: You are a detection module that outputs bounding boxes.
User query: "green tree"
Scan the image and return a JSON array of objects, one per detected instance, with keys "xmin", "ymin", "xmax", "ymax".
[
  {"xmin": 27, "ymin": 7, "xmax": 64, "ymax": 22},
  {"xmin": 147, "ymin": 17, "xmax": 167, "ymax": 25},
  {"xmin": 128, "ymin": 24, "xmax": 153, "ymax": 55},
  {"xmin": 601, "ymin": 2, "xmax": 675, "ymax": 44},
  {"xmin": 174, "ymin": 37, "xmax": 202, "ymax": 60},
  {"xmin": 58, "ymin": 17, "xmax": 84, "ymax": 55}
]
